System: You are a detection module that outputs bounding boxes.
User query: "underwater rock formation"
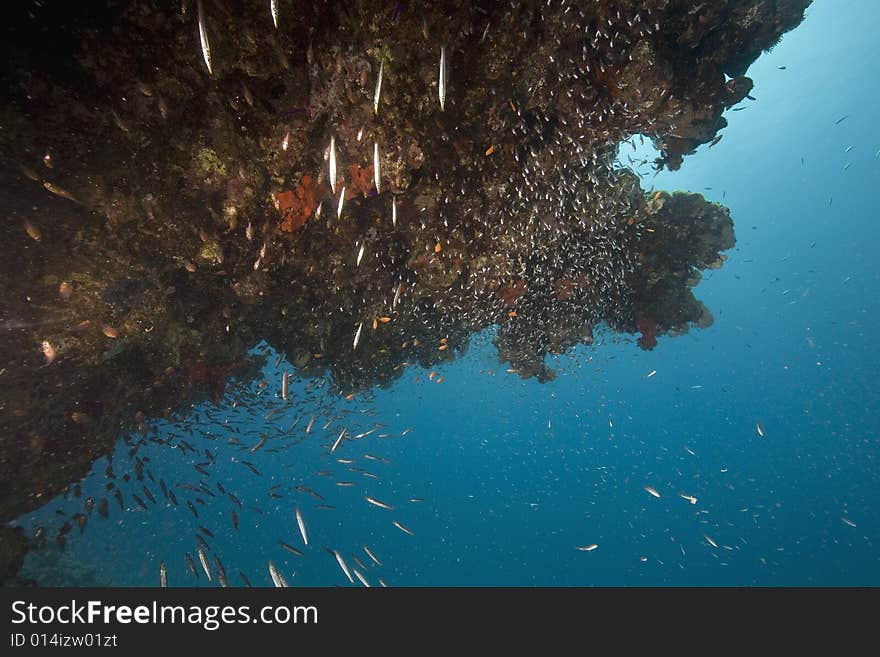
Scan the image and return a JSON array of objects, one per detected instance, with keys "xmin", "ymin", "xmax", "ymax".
[{"xmin": 0, "ymin": 0, "xmax": 810, "ymax": 568}]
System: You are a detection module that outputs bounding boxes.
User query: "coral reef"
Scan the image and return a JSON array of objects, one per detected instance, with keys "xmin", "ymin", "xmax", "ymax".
[{"xmin": 0, "ymin": 0, "xmax": 810, "ymax": 577}]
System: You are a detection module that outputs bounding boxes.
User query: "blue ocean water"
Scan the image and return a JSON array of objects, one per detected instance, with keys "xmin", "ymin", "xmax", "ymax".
[{"xmin": 16, "ymin": 0, "xmax": 880, "ymax": 586}]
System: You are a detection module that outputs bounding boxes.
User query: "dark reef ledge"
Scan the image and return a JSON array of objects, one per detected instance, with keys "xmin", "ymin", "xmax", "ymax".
[{"xmin": 0, "ymin": 0, "xmax": 810, "ymax": 579}]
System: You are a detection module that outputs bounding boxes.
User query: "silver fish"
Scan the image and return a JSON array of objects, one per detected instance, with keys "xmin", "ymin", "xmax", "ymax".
[
  {"xmin": 439, "ymin": 46, "xmax": 447, "ymax": 111},
  {"xmin": 373, "ymin": 60, "xmax": 383, "ymax": 115},
  {"xmin": 393, "ymin": 282, "xmax": 403, "ymax": 308},
  {"xmin": 196, "ymin": 0, "xmax": 212, "ymax": 75},
  {"xmin": 270, "ymin": 0, "xmax": 278, "ymax": 29},
  {"xmin": 353, "ymin": 322, "xmax": 363, "ymax": 350},
  {"xmin": 392, "ymin": 195, "xmax": 397, "ymax": 227},
  {"xmin": 329, "ymin": 135, "xmax": 337, "ymax": 194},
  {"xmin": 306, "ymin": 415, "xmax": 315, "ymax": 434},
  {"xmin": 331, "ymin": 549, "xmax": 354, "ymax": 583},
  {"xmin": 281, "ymin": 372, "xmax": 288, "ymax": 401},
  {"xmin": 295, "ymin": 506, "xmax": 308, "ymax": 546},
  {"xmin": 279, "ymin": 541, "xmax": 304, "ymax": 557},
  {"xmin": 363, "ymin": 545, "xmax": 382, "ymax": 566},
  {"xmin": 356, "ymin": 242, "xmax": 365, "ymax": 267},
  {"xmin": 185, "ymin": 553, "xmax": 199, "ymax": 579},
  {"xmin": 392, "ymin": 520, "xmax": 414, "ymax": 536},
  {"xmin": 197, "ymin": 546, "xmax": 212, "ymax": 581},
  {"xmin": 268, "ymin": 560, "xmax": 288, "ymax": 587},
  {"xmin": 330, "ymin": 428, "xmax": 346, "ymax": 453},
  {"xmin": 160, "ymin": 561, "xmax": 167, "ymax": 587},
  {"xmin": 214, "ymin": 557, "xmax": 229, "ymax": 587},
  {"xmin": 336, "ymin": 185, "xmax": 346, "ymax": 219},
  {"xmin": 353, "ymin": 569, "xmax": 371, "ymax": 587},
  {"xmin": 364, "ymin": 495, "xmax": 394, "ymax": 510},
  {"xmin": 373, "ymin": 141, "xmax": 381, "ymax": 193}
]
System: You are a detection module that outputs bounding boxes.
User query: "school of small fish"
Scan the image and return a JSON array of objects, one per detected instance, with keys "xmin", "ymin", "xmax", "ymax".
[{"xmin": 26, "ymin": 344, "xmax": 428, "ymax": 588}]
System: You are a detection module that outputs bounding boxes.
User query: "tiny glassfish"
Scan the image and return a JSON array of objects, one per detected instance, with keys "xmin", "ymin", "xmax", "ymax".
[
  {"xmin": 644, "ymin": 486, "xmax": 661, "ymax": 498},
  {"xmin": 43, "ymin": 181, "xmax": 80, "ymax": 204},
  {"xmin": 41, "ymin": 340, "xmax": 56, "ymax": 365},
  {"xmin": 575, "ymin": 544, "xmax": 598, "ymax": 552},
  {"xmin": 24, "ymin": 219, "xmax": 41, "ymax": 241}
]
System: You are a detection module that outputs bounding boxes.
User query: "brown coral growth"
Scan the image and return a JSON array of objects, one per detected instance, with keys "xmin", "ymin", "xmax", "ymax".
[
  {"xmin": 498, "ymin": 280, "xmax": 527, "ymax": 308},
  {"xmin": 347, "ymin": 163, "xmax": 374, "ymax": 198}
]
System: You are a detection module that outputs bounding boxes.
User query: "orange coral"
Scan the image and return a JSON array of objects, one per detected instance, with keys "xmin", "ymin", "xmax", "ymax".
[
  {"xmin": 498, "ymin": 279, "xmax": 526, "ymax": 307},
  {"xmin": 278, "ymin": 175, "xmax": 322, "ymax": 232},
  {"xmin": 348, "ymin": 163, "xmax": 374, "ymax": 198}
]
